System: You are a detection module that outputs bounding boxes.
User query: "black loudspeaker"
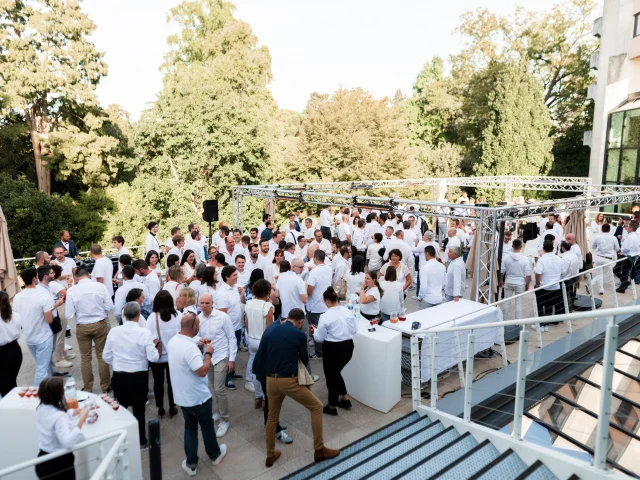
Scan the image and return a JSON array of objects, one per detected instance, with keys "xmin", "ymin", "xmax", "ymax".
[{"xmin": 202, "ymin": 200, "xmax": 219, "ymax": 222}]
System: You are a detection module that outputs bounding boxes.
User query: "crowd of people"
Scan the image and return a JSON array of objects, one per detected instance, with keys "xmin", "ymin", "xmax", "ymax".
[{"xmin": 2, "ymin": 197, "xmax": 640, "ymax": 478}]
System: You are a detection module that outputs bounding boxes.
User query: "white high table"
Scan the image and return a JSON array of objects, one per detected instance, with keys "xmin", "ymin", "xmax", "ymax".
[
  {"xmin": 383, "ymin": 299, "xmax": 506, "ymax": 383},
  {"xmin": 0, "ymin": 388, "xmax": 142, "ymax": 479},
  {"xmin": 342, "ymin": 319, "xmax": 402, "ymax": 413}
]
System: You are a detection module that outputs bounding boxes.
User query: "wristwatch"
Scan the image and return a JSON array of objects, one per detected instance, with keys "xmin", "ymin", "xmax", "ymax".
[{"xmin": 204, "ymin": 352, "xmax": 212, "ymax": 358}]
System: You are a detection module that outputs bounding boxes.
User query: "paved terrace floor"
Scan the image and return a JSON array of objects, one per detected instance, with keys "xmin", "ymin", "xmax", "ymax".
[{"xmin": 14, "ymin": 280, "xmax": 634, "ymax": 480}]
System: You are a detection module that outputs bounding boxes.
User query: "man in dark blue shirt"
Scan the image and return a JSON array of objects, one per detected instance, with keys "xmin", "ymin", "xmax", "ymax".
[{"xmin": 254, "ymin": 308, "xmax": 339, "ymax": 468}]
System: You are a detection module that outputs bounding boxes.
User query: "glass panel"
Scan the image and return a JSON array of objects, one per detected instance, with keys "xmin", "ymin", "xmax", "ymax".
[
  {"xmin": 582, "ymin": 363, "xmax": 640, "ymax": 401},
  {"xmin": 623, "ymin": 110, "xmax": 640, "ymax": 147},
  {"xmin": 620, "ymin": 150, "xmax": 638, "ymax": 184},
  {"xmin": 636, "ymin": 14, "xmax": 640, "ymax": 38},
  {"xmin": 606, "ymin": 149, "xmax": 621, "ymax": 182},
  {"xmin": 609, "ymin": 113, "xmax": 624, "ymax": 148}
]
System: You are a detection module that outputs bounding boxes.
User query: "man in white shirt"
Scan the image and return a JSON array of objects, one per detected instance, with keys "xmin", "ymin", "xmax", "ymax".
[
  {"xmin": 560, "ymin": 241, "xmax": 580, "ymax": 305},
  {"xmin": 332, "ymin": 246, "xmax": 351, "ymax": 288},
  {"xmin": 282, "ymin": 214, "xmax": 298, "ymax": 234},
  {"xmin": 13, "ymin": 268, "xmax": 55, "ymax": 386},
  {"xmin": 351, "ymin": 218, "xmax": 367, "ymax": 258},
  {"xmin": 65, "ymin": 268, "xmax": 114, "ymax": 392},
  {"xmin": 534, "ymin": 240, "xmax": 565, "ymax": 329},
  {"xmin": 443, "ymin": 228, "xmax": 461, "ymax": 263},
  {"xmin": 306, "ymin": 250, "xmax": 333, "ymax": 358},
  {"xmin": 145, "ymin": 221, "xmax": 161, "ymax": 256},
  {"xmin": 257, "ymin": 213, "xmax": 271, "ymax": 238},
  {"xmin": 590, "ymin": 223, "xmax": 620, "ymax": 295},
  {"xmin": 295, "ymin": 236, "xmax": 308, "ymax": 260},
  {"xmin": 213, "ymin": 225, "xmax": 230, "ymax": 250},
  {"xmin": 319, "ymin": 206, "xmax": 335, "ymax": 240},
  {"xmin": 538, "ymin": 222, "xmax": 559, "ymax": 251},
  {"xmin": 444, "ymin": 247, "xmax": 466, "ymax": 302},
  {"xmin": 132, "ymin": 259, "xmax": 161, "ymax": 317},
  {"xmin": 566, "ymin": 233, "xmax": 583, "ymax": 269},
  {"xmin": 235, "ymin": 255, "xmax": 250, "ymax": 287},
  {"xmin": 249, "ymin": 227, "xmax": 260, "ymax": 245},
  {"xmin": 52, "ymin": 245, "xmax": 76, "ymax": 286},
  {"xmin": 337, "ymin": 214, "xmax": 351, "ymax": 244},
  {"xmin": 89, "ymin": 243, "xmax": 114, "ymax": 300},
  {"xmin": 619, "ymin": 219, "xmax": 640, "ymax": 292},
  {"xmin": 284, "ymin": 227, "xmax": 299, "ymax": 246},
  {"xmin": 301, "ymin": 218, "xmax": 315, "ymax": 240},
  {"xmin": 366, "ymin": 233, "xmax": 384, "ymax": 276},
  {"xmin": 166, "ymin": 234, "xmax": 185, "ymax": 266},
  {"xmin": 500, "ymin": 239, "xmax": 531, "ymax": 320},
  {"xmin": 418, "ymin": 246, "xmax": 445, "ymax": 309},
  {"xmin": 103, "ymin": 302, "xmax": 160, "ymax": 446},
  {"xmin": 167, "ymin": 311, "xmax": 226, "ymax": 475},
  {"xmin": 312, "ymin": 229, "xmax": 332, "ymax": 256},
  {"xmin": 500, "ymin": 230, "xmax": 513, "ymax": 255},
  {"xmin": 269, "ymin": 231, "xmax": 283, "ymax": 252},
  {"xmin": 276, "ymin": 259, "xmax": 308, "ymax": 318},
  {"xmin": 221, "ymin": 236, "xmax": 241, "ymax": 265},
  {"xmin": 184, "ymin": 230, "xmax": 205, "ymax": 264},
  {"xmin": 216, "ymin": 265, "xmax": 245, "ymax": 384},
  {"xmin": 165, "ymin": 226, "xmax": 181, "ymax": 254},
  {"xmin": 259, "ymin": 238, "xmax": 275, "ymax": 264},
  {"xmin": 113, "ymin": 265, "xmax": 149, "ymax": 325},
  {"xmin": 383, "ymin": 231, "xmax": 414, "ymax": 272},
  {"xmin": 283, "ymin": 243, "xmax": 296, "ymax": 264},
  {"xmin": 112, "ymin": 236, "xmax": 130, "ymax": 259},
  {"xmin": 403, "ymin": 221, "xmax": 418, "ymax": 250},
  {"xmin": 246, "ymin": 244, "xmax": 266, "ymax": 274},
  {"xmin": 198, "ymin": 294, "xmax": 237, "ymax": 438},
  {"xmin": 363, "ymin": 213, "xmax": 379, "ymax": 245},
  {"xmin": 413, "ymin": 231, "xmax": 440, "ymax": 295},
  {"xmin": 549, "ymin": 214, "xmax": 564, "ymax": 239}
]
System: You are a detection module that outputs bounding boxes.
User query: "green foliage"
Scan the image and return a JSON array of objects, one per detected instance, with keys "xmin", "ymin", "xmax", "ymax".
[
  {"xmin": 0, "ymin": 174, "xmax": 112, "ymax": 258},
  {"xmin": 0, "ymin": 111, "xmax": 34, "ymax": 180}
]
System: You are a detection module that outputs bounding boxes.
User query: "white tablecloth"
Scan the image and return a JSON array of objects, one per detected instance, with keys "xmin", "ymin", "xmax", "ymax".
[
  {"xmin": 383, "ymin": 299, "xmax": 504, "ymax": 382},
  {"xmin": 0, "ymin": 388, "xmax": 142, "ymax": 479},
  {"xmin": 342, "ymin": 319, "xmax": 402, "ymax": 413}
]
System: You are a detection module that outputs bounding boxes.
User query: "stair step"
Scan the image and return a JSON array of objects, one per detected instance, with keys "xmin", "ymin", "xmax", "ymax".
[
  {"xmin": 358, "ymin": 426, "xmax": 462, "ymax": 480},
  {"xmin": 469, "ymin": 449, "xmax": 527, "ymax": 480},
  {"xmin": 392, "ymin": 432, "xmax": 477, "ymax": 480},
  {"xmin": 429, "ymin": 439, "xmax": 500, "ymax": 480},
  {"xmin": 516, "ymin": 460, "xmax": 558, "ymax": 480},
  {"xmin": 282, "ymin": 412, "xmax": 422, "ymax": 480},
  {"xmin": 312, "ymin": 417, "xmax": 441, "ymax": 480}
]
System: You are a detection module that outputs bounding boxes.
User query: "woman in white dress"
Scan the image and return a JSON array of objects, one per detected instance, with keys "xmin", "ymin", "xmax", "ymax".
[
  {"xmin": 346, "ymin": 255, "xmax": 365, "ymax": 301},
  {"xmin": 266, "ymin": 249, "xmax": 284, "ymax": 284},
  {"xmin": 145, "ymin": 250, "xmax": 163, "ymax": 283},
  {"xmin": 180, "ymin": 250, "xmax": 197, "ymax": 284}
]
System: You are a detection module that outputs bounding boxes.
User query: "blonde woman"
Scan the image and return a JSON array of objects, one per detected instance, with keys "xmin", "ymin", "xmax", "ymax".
[
  {"xmin": 591, "ymin": 213, "xmax": 605, "ymax": 236},
  {"xmin": 176, "ymin": 287, "xmax": 197, "ymax": 313},
  {"xmin": 162, "ymin": 265, "xmax": 184, "ymax": 307}
]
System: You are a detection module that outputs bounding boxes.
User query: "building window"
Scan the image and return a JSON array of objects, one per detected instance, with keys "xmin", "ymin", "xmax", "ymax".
[{"xmin": 635, "ymin": 13, "xmax": 640, "ymax": 38}]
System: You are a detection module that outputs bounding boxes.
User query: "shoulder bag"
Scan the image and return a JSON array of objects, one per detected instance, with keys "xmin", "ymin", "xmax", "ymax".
[
  {"xmin": 155, "ymin": 313, "xmax": 163, "ymax": 357},
  {"xmin": 297, "ymin": 359, "xmax": 314, "ymax": 387}
]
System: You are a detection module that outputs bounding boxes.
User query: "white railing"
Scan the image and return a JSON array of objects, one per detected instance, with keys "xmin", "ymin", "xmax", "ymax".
[
  {"xmin": 0, "ymin": 430, "xmax": 129, "ymax": 480},
  {"xmin": 13, "ymin": 245, "xmax": 147, "ymax": 264}
]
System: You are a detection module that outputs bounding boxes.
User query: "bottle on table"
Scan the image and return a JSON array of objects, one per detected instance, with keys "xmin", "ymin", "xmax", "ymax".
[{"xmin": 65, "ymin": 373, "xmax": 79, "ymax": 409}]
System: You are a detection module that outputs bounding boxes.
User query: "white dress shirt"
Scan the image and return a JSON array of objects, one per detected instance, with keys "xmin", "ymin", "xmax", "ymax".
[
  {"xmin": 245, "ymin": 255, "xmax": 266, "ymax": 274},
  {"xmin": 276, "ymin": 271, "xmax": 307, "ymax": 318},
  {"xmin": 418, "ymin": 259, "xmax": 446, "ymax": 305},
  {"xmin": 366, "ymin": 243, "xmax": 383, "ymax": 272},
  {"xmin": 56, "ymin": 257, "xmax": 76, "ymax": 284},
  {"xmin": 413, "ymin": 241, "xmax": 440, "ymax": 270},
  {"xmin": 103, "ymin": 321, "xmax": 159, "ymax": 372},
  {"xmin": 113, "ymin": 280, "xmax": 149, "ymax": 323},
  {"xmin": 146, "ymin": 233, "xmax": 161, "ymax": 256},
  {"xmin": 37, "ymin": 405, "xmax": 85, "ymax": 453},
  {"xmin": 383, "ymin": 240, "xmax": 414, "ymax": 270},
  {"xmin": 313, "ymin": 306, "xmax": 358, "ymax": 343},
  {"xmin": 501, "ymin": 252, "xmax": 531, "ymax": 286},
  {"xmin": 379, "ymin": 280, "xmax": 404, "ymax": 314},
  {"xmin": 140, "ymin": 271, "xmax": 161, "ymax": 311},
  {"xmin": 307, "ymin": 264, "xmax": 333, "ymax": 313},
  {"xmin": 534, "ymin": 252, "xmax": 563, "ymax": 290},
  {"xmin": 403, "ymin": 229, "xmax": 418, "ymax": 248},
  {"xmin": 313, "ymin": 238, "xmax": 332, "ymax": 256},
  {"xmin": 444, "ymin": 235, "xmax": 461, "ymax": 260},
  {"xmin": 591, "ymin": 234, "xmax": 620, "ymax": 259},
  {"xmin": 295, "ymin": 244, "xmax": 308, "ymax": 260},
  {"xmin": 621, "ymin": 230, "xmax": 640, "ymax": 257},
  {"xmin": 561, "ymin": 251, "xmax": 580, "ymax": 278},
  {"xmin": 337, "ymin": 222, "xmax": 351, "ymax": 242},
  {"xmin": 284, "ymin": 230, "xmax": 300, "ymax": 245},
  {"xmin": 215, "ymin": 283, "xmax": 243, "ymax": 331},
  {"xmin": 352, "ymin": 228, "xmax": 366, "ymax": 252},
  {"xmin": 320, "ymin": 209, "xmax": 334, "ymax": 228},
  {"xmin": 538, "ymin": 229, "xmax": 559, "ymax": 250},
  {"xmin": 444, "ymin": 257, "xmax": 467, "ymax": 298},
  {"xmin": 245, "ymin": 299, "xmax": 273, "ymax": 340},
  {"xmin": 570, "ymin": 243, "xmax": 583, "ymax": 264},
  {"xmin": 13, "ymin": 288, "xmax": 54, "ymax": 346},
  {"xmin": 167, "ymin": 334, "xmax": 211, "ymax": 407},
  {"xmin": 184, "ymin": 239, "xmax": 205, "ymax": 264},
  {"xmin": 0, "ymin": 311, "xmax": 21, "ymax": 346},
  {"xmin": 146, "ymin": 312, "xmax": 181, "ymax": 363},
  {"xmin": 65, "ymin": 278, "xmax": 113, "ymax": 325},
  {"xmin": 198, "ymin": 310, "xmax": 237, "ymax": 364},
  {"xmin": 91, "ymin": 256, "xmax": 114, "ymax": 298}
]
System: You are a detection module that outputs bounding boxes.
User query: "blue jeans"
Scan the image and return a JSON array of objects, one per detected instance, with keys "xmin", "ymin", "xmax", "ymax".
[
  {"xmin": 380, "ymin": 313, "xmax": 390, "ymax": 323},
  {"xmin": 27, "ymin": 337, "xmax": 54, "ymax": 386},
  {"xmin": 181, "ymin": 397, "xmax": 221, "ymax": 468}
]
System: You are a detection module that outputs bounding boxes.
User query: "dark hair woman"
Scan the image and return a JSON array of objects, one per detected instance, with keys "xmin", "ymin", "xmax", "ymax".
[
  {"xmin": 0, "ymin": 290, "xmax": 22, "ymax": 396},
  {"xmin": 146, "ymin": 290, "xmax": 180, "ymax": 418},
  {"xmin": 35, "ymin": 377, "xmax": 88, "ymax": 480},
  {"xmin": 310, "ymin": 287, "xmax": 358, "ymax": 416},
  {"xmin": 180, "ymin": 249, "xmax": 197, "ymax": 284}
]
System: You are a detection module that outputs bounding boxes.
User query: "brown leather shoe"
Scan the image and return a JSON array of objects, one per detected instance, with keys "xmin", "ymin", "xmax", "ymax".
[
  {"xmin": 314, "ymin": 447, "xmax": 340, "ymax": 462},
  {"xmin": 265, "ymin": 450, "xmax": 281, "ymax": 467},
  {"xmin": 255, "ymin": 398, "xmax": 264, "ymax": 409}
]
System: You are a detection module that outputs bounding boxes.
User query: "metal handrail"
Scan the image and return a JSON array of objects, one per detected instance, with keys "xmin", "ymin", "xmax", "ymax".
[
  {"xmin": 13, "ymin": 245, "xmax": 146, "ymax": 263},
  {"xmin": 0, "ymin": 430, "xmax": 127, "ymax": 478}
]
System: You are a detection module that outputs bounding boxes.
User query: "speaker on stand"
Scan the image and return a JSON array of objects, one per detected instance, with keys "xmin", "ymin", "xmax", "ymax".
[{"xmin": 202, "ymin": 200, "xmax": 219, "ymax": 248}]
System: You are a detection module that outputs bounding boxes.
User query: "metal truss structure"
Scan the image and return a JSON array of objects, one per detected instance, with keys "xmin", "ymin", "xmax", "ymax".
[{"xmin": 231, "ymin": 176, "xmax": 640, "ymax": 304}]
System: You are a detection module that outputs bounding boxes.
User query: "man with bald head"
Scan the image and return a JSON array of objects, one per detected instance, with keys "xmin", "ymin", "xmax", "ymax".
[
  {"xmin": 168, "ymin": 309, "xmax": 226, "ymax": 475},
  {"xmin": 276, "ymin": 259, "xmax": 308, "ymax": 319},
  {"xmin": 197, "ymin": 293, "xmax": 236, "ymax": 438},
  {"xmin": 565, "ymin": 233, "xmax": 583, "ymax": 269}
]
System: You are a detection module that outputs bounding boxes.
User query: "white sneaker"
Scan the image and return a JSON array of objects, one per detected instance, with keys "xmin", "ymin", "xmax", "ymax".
[
  {"xmin": 212, "ymin": 412, "xmax": 221, "ymax": 422},
  {"xmin": 244, "ymin": 382, "xmax": 255, "ymax": 393},
  {"xmin": 145, "ymin": 400, "xmax": 150, "ymax": 406},
  {"xmin": 64, "ymin": 344, "xmax": 72, "ymax": 351},
  {"xmin": 277, "ymin": 430, "xmax": 293, "ymax": 444},
  {"xmin": 216, "ymin": 421, "xmax": 229, "ymax": 438},
  {"xmin": 530, "ymin": 324, "xmax": 540, "ymax": 331},
  {"xmin": 212, "ymin": 444, "xmax": 227, "ymax": 466},
  {"xmin": 64, "ymin": 353, "xmax": 76, "ymax": 360},
  {"xmin": 181, "ymin": 459, "xmax": 197, "ymax": 477},
  {"xmin": 308, "ymin": 339, "xmax": 314, "ymax": 346},
  {"xmin": 411, "ymin": 295, "xmax": 419, "ymax": 301},
  {"xmin": 55, "ymin": 360, "xmax": 73, "ymax": 368},
  {"xmin": 312, "ymin": 374, "xmax": 320, "ymax": 382}
]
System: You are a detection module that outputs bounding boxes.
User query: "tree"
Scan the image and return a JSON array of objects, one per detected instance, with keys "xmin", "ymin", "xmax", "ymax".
[
  {"xmin": 462, "ymin": 61, "xmax": 553, "ymax": 200},
  {"xmin": 294, "ymin": 88, "xmax": 414, "ymax": 183},
  {"xmin": 0, "ymin": 0, "xmax": 107, "ymax": 195}
]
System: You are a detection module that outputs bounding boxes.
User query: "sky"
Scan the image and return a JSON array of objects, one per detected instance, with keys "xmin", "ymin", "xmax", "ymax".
[{"xmin": 82, "ymin": 0, "xmax": 575, "ymax": 120}]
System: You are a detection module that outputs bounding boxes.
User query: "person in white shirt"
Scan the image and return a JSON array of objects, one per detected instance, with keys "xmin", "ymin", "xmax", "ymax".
[
  {"xmin": 500, "ymin": 230, "xmax": 514, "ymax": 255},
  {"xmin": 332, "ymin": 246, "xmax": 351, "ymax": 287},
  {"xmin": 413, "ymin": 231, "xmax": 439, "ymax": 295},
  {"xmin": 246, "ymin": 243, "xmax": 266, "ymax": 274},
  {"xmin": 257, "ymin": 213, "xmax": 271, "ymax": 238},
  {"xmin": 113, "ymin": 265, "xmax": 149, "ymax": 325},
  {"xmin": 443, "ymin": 228, "xmax": 461, "ymax": 264},
  {"xmin": 312, "ymin": 229, "xmax": 332, "ymax": 256},
  {"xmin": 379, "ymin": 267, "xmax": 404, "ymax": 322},
  {"xmin": 13, "ymin": 268, "xmax": 55, "ymax": 386},
  {"xmin": 549, "ymin": 214, "xmax": 564, "ymax": 239},
  {"xmin": 65, "ymin": 268, "xmax": 113, "ymax": 392},
  {"xmin": 357, "ymin": 272, "xmax": 381, "ymax": 320},
  {"xmin": 103, "ymin": 302, "xmax": 160, "ymax": 446},
  {"xmin": 167, "ymin": 311, "xmax": 226, "ymax": 476},
  {"xmin": 89, "ymin": 244, "xmax": 114, "ymax": 299},
  {"xmin": 590, "ymin": 212, "xmax": 605, "ymax": 236},
  {"xmin": 418, "ymin": 246, "xmax": 446, "ymax": 309},
  {"xmin": 383, "ymin": 231, "xmax": 414, "ymax": 272},
  {"xmin": 559, "ymin": 241, "xmax": 580, "ymax": 305},
  {"xmin": 444, "ymin": 247, "xmax": 466, "ymax": 302},
  {"xmin": 269, "ymin": 231, "xmax": 283, "ymax": 252},
  {"xmin": 589, "ymin": 223, "xmax": 620, "ymax": 295},
  {"xmin": 619, "ymin": 219, "xmax": 640, "ymax": 292},
  {"xmin": 133, "ymin": 259, "xmax": 161, "ymax": 316},
  {"xmin": 379, "ymin": 249, "xmax": 413, "ymax": 292},
  {"xmin": 259, "ymin": 238, "xmax": 275, "ymax": 265},
  {"xmin": 166, "ymin": 234, "xmax": 185, "ymax": 267},
  {"xmin": 345, "ymin": 255, "xmax": 365, "ymax": 300},
  {"xmin": 276, "ymin": 259, "xmax": 308, "ymax": 319},
  {"xmin": 216, "ymin": 265, "xmax": 245, "ymax": 385},
  {"xmin": 165, "ymin": 226, "xmax": 181, "ymax": 254},
  {"xmin": 212, "ymin": 225, "xmax": 230, "ymax": 250},
  {"xmin": 402, "ymin": 221, "xmax": 418, "ymax": 250},
  {"xmin": 0, "ymin": 291, "xmax": 22, "ymax": 396},
  {"xmin": 184, "ymin": 230, "xmax": 205, "ymax": 264},
  {"xmin": 351, "ymin": 218, "xmax": 367, "ymax": 258},
  {"xmin": 282, "ymin": 214, "xmax": 298, "ymax": 234},
  {"xmin": 35, "ymin": 377, "xmax": 88, "ymax": 480},
  {"xmin": 565, "ymin": 233, "xmax": 583, "ymax": 268},
  {"xmin": 295, "ymin": 235, "xmax": 308, "ymax": 260},
  {"xmin": 145, "ymin": 221, "xmax": 161, "ymax": 256},
  {"xmin": 235, "ymin": 255, "xmax": 251, "ymax": 287},
  {"xmin": 220, "ymin": 236, "xmax": 239, "ymax": 265},
  {"xmin": 499, "ymin": 239, "xmax": 531, "ymax": 320},
  {"xmin": 538, "ymin": 222, "xmax": 559, "ymax": 251},
  {"xmin": 198, "ymin": 293, "xmax": 237, "ymax": 437},
  {"xmin": 163, "ymin": 265, "xmax": 184, "ymax": 307},
  {"xmin": 534, "ymin": 240, "xmax": 565, "ymax": 329},
  {"xmin": 301, "ymin": 218, "xmax": 315, "ymax": 240},
  {"xmin": 111, "ymin": 235, "xmax": 130, "ymax": 260},
  {"xmin": 52, "ymin": 245, "xmax": 76, "ymax": 286},
  {"xmin": 381, "ymin": 226, "xmax": 395, "ymax": 247},
  {"xmin": 283, "ymin": 243, "xmax": 296, "ymax": 264},
  {"xmin": 337, "ymin": 214, "xmax": 351, "ymax": 244},
  {"xmin": 306, "ymin": 250, "xmax": 333, "ymax": 358},
  {"xmin": 311, "ymin": 287, "xmax": 358, "ymax": 415},
  {"xmin": 366, "ymin": 233, "xmax": 384, "ymax": 276},
  {"xmin": 319, "ymin": 206, "xmax": 335, "ymax": 240}
]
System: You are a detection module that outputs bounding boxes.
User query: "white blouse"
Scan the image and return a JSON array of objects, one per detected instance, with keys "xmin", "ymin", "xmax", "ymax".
[
  {"xmin": 0, "ymin": 311, "xmax": 21, "ymax": 346},
  {"xmin": 146, "ymin": 312, "xmax": 181, "ymax": 363},
  {"xmin": 360, "ymin": 287, "xmax": 381, "ymax": 315},
  {"xmin": 37, "ymin": 404, "xmax": 85, "ymax": 453},
  {"xmin": 379, "ymin": 280, "xmax": 404, "ymax": 315},
  {"xmin": 245, "ymin": 299, "xmax": 273, "ymax": 340},
  {"xmin": 346, "ymin": 272, "xmax": 365, "ymax": 300},
  {"xmin": 313, "ymin": 306, "xmax": 358, "ymax": 343}
]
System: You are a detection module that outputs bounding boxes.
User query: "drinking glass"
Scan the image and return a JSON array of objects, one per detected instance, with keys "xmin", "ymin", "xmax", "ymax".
[
  {"xmin": 390, "ymin": 311, "xmax": 398, "ymax": 323},
  {"xmin": 399, "ymin": 308, "xmax": 407, "ymax": 322}
]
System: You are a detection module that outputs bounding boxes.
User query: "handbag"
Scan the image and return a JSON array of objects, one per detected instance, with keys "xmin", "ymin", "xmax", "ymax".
[
  {"xmin": 154, "ymin": 313, "xmax": 163, "ymax": 357},
  {"xmin": 49, "ymin": 315, "xmax": 62, "ymax": 335},
  {"xmin": 334, "ymin": 269, "xmax": 349, "ymax": 299},
  {"xmin": 297, "ymin": 359, "xmax": 314, "ymax": 387}
]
